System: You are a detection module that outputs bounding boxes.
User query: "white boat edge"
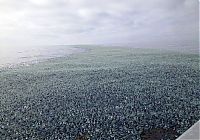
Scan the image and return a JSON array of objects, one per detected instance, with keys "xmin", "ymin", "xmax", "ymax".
[{"xmin": 177, "ymin": 120, "xmax": 200, "ymax": 140}]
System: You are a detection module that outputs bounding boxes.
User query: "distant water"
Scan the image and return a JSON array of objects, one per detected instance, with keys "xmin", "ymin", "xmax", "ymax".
[{"xmin": 0, "ymin": 45, "xmax": 84, "ymax": 68}]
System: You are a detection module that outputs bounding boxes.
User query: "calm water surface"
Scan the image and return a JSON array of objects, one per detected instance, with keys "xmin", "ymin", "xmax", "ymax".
[{"xmin": 0, "ymin": 45, "xmax": 83, "ymax": 68}]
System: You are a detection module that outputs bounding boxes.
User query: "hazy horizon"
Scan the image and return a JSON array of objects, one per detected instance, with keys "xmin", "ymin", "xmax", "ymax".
[
  {"xmin": 0, "ymin": 1, "xmax": 199, "ymax": 139},
  {"xmin": 0, "ymin": 0, "xmax": 198, "ymax": 50}
]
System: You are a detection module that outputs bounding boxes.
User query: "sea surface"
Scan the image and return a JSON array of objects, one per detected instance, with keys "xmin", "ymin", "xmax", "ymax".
[
  {"xmin": 0, "ymin": 46, "xmax": 199, "ymax": 139},
  {"xmin": 0, "ymin": 45, "xmax": 83, "ymax": 68}
]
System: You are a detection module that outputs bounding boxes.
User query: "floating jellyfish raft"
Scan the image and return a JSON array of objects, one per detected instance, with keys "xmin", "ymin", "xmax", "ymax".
[{"xmin": 0, "ymin": 46, "xmax": 199, "ymax": 139}]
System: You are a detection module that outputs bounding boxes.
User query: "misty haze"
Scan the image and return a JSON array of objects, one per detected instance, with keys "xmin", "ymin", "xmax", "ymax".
[{"xmin": 0, "ymin": 0, "xmax": 199, "ymax": 140}]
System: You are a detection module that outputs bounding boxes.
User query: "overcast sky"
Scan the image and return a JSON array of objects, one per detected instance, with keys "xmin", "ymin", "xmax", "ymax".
[{"xmin": 0, "ymin": 0, "xmax": 198, "ymax": 48}]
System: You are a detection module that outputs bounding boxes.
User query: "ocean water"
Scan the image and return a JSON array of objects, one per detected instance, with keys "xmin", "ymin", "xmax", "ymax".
[
  {"xmin": 0, "ymin": 46, "xmax": 199, "ymax": 139},
  {"xmin": 0, "ymin": 45, "xmax": 83, "ymax": 68}
]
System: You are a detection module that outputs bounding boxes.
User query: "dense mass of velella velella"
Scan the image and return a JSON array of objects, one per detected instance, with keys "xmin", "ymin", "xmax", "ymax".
[{"xmin": 0, "ymin": 46, "xmax": 199, "ymax": 139}]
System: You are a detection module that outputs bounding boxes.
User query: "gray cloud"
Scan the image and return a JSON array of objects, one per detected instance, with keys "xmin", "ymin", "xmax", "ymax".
[{"xmin": 0, "ymin": 0, "xmax": 198, "ymax": 48}]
